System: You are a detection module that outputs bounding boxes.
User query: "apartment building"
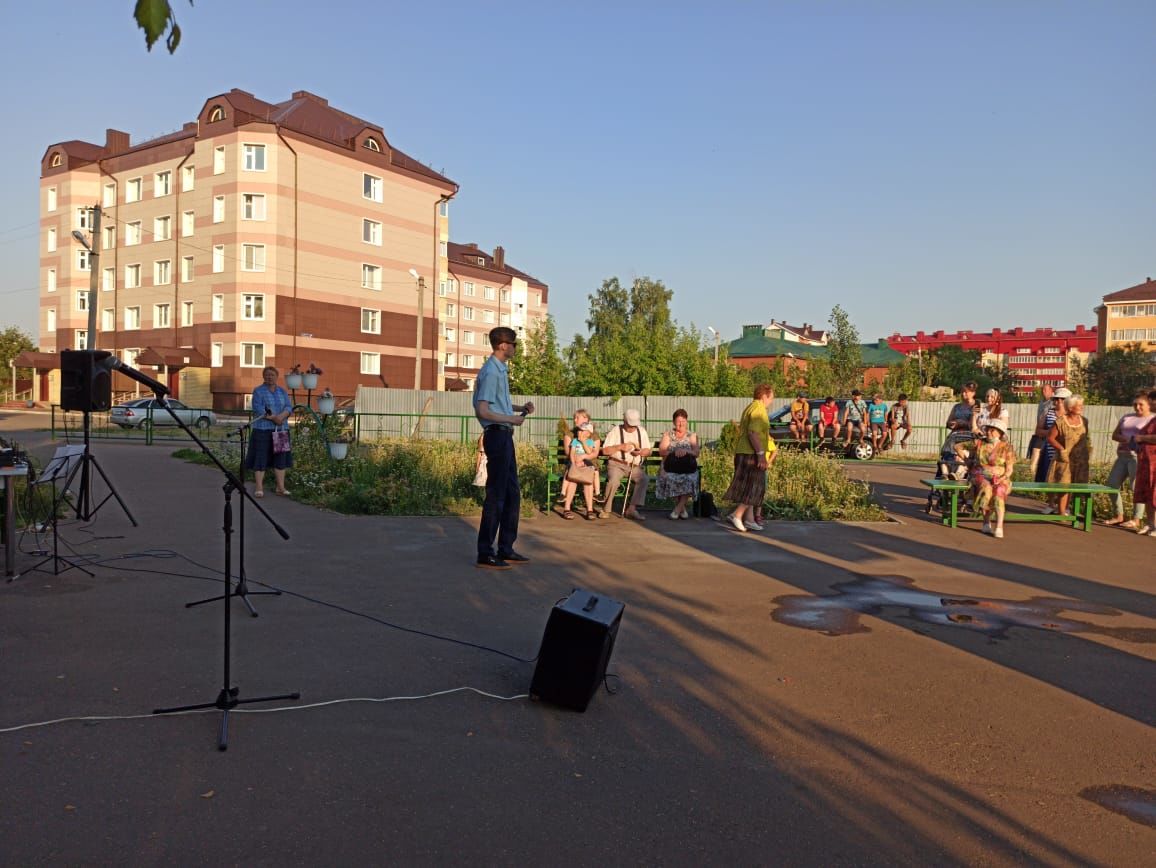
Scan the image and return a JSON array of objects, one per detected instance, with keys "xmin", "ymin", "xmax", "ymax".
[
  {"xmin": 1095, "ymin": 277, "xmax": 1156, "ymax": 354},
  {"xmin": 441, "ymin": 242, "xmax": 548, "ymax": 389},
  {"xmin": 38, "ymin": 88, "xmax": 457, "ymax": 408}
]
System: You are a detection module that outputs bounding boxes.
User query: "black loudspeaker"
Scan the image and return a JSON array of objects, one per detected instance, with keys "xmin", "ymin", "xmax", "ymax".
[
  {"xmin": 60, "ymin": 350, "xmax": 112, "ymax": 412},
  {"xmin": 530, "ymin": 589, "xmax": 624, "ymax": 712}
]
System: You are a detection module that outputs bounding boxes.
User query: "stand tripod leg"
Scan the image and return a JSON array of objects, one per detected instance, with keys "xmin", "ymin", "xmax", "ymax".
[
  {"xmin": 154, "ymin": 687, "xmax": 301, "ymax": 751},
  {"xmin": 185, "ymin": 576, "xmax": 281, "ymax": 617}
]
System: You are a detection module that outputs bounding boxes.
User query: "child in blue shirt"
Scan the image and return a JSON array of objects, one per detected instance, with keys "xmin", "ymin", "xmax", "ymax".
[{"xmin": 868, "ymin": 393, "xmax": 889, "ymax": 451}]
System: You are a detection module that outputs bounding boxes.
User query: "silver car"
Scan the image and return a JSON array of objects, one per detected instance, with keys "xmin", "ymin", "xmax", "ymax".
[{"xmin": 109, "ymin": 398, "xmax": 216, "ymax": 430}]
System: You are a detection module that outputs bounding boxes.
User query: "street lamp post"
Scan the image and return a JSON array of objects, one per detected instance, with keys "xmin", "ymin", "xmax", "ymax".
[
  {"xmin": 409, "ymin": 268, "xmax": 426, "ymax": 390},
  {"xmin": 707, "ymin": 326, "xmax": 720, "ymax": 366},
  {"xmin": 72, "ymin": 205, "xmax": 100, "ymax": 347}
]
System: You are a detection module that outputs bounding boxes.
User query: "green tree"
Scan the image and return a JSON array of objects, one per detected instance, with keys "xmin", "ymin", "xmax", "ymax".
[
  {"xmin": 882, "ymin": 356, "xmax": 922, "ymax": 398},
  {"xmin": 826, "ymin": 305, "xmax": 863, "ymax": 394},
  {"xmin": 134, "ymin": 0, "xmax": 191, "ymax": 53},
  {"xmin": 1083, "ymin": 344, "xmax": 1156, "ymax": 405},
  {"xmin": 509, "ymin": 316, "xmax": 569, "ymax": 396},
  {"xmin": 929, "ymin": 345, "xmax": 982, "ymax": 391},
  {"xmin": 0, "ymin": 326, "xmax": 36, "ymax": 396}
]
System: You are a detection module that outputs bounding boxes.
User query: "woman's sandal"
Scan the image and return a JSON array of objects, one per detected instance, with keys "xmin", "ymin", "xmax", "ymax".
[
  {"xmin": 1104, "ymin": 516, "xmax": 1125, "ymax": 526},
  {"xmin": 254, "ymin": 490, "xmax": 264, "ymax": 498},
  {"xmin": 585, "ymin": 511, "xmax": 597, "ymax": 521},
  {"xmin": 562, "ymin": 510, "xmax": 576, "ymax": 520},
  {"xmin": 1120, "ymin": 520, "xmax": 1139, "ymax": 529}
]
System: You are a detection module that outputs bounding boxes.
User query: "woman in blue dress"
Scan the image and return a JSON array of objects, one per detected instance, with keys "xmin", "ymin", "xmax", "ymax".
[{"xmin": 248, "ymin": 366, "xmax": 293, "ymax": 497}]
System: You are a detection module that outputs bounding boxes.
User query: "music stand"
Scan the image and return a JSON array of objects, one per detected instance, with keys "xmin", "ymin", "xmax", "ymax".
[{"xmin": 29, "ymin": 445, "xmax": 93, "ymax": 577}]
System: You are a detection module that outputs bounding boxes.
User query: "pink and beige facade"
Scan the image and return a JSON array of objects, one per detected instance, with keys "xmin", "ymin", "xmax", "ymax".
[
  {"xmin": 441, "ymin": 242, "xmax": 549, "ymax": 389},
  {"xmin": 38, "ymin": 88, "xmax": 460, "ymax": 408},
  {"xmin": 1095, "ymin": 277, "xmax": 1156, "ymax": 354}
]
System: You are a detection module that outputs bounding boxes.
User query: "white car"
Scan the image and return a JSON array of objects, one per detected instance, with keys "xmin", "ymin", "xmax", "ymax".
[{"xmin": 109, "ymin": 398, "xmax": 216, "ymax": 430}]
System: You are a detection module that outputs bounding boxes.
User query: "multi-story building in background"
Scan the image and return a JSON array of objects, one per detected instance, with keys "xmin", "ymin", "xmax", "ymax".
[
  {"xmin": 441, "ymin": 242, "xmax": 548, "ymax": 389},
  {"xmin": 886, "ymin": 325, "xmax": 1098, "ymax": 396},
  {"xmin": 1095, "ymin": 277, "xmax": 1156, "ymax": 354},
  {"xmin": 37, "ymin": 88, "xmax": 459, "ymax": 408}
]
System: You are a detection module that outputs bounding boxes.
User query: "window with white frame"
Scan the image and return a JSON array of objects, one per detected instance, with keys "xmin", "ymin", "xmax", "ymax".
[
  {"xmin": 46, "ymin": 227, "xmax": 56, "ymax": 252},
  {"xmin": 464, "ymin": 282, "xmax": 475, "ymax": 297},
  {"xmin": 125, "ymin": 264, "xmax": 141, "ymax": 288},
  {"xmin": 439, "ymin": 241, "xmax": 447, "ymax": 257},
  {"xmin": 211, "ymin": 342, "xmax": 223, "ymax": 367},
  {"xmin": 181, "ymin": 165, "xmax": 194, "ymax": 192},
  {"xmin": 213, "ymin": 196, "xmax": 225, "ymax": 223},
  {"xmin": 241, "ymin": 244, "xmax": 265, "ymax": 272},
  {"xmin": 47, "ymin": 187, "xmax": 57, "ymax": 211},
  {"xmin": 76, "ymin": 289, "xmax": 89, "ymax": 312},
  {"xmin": 240, "ymin": 342, "xmax": 265, "ymax": 367},
  {"xmin": 212, "ymin": 294, "xmax": 224, "ymax": 321},
  {"xmin": 125, "ymin": 221, "xmax": 141, "ymax": 245},
  {"xmin": 242, "ymin": 194, "xmax": 265, "ymax": 221},
  {"xmin": 181, "ymin": 300, "xmax": 194, "ymax": 326},
  {"xmin": 484, "ymin": 285, "xmax": 495, "ymax": 300},
  {"xmin": 364, "ymin": 137, "xmax": 381, "ymax": 152},
  {"xmin": 123, "ymin": 348, "xmax": 140, "ymax": 367},
  {"xmin": 501, "ymin": 288, "xmax": 510, "ymax": 303},
  {"xmin": 124, "ymin": 306, "xmax": 141, "ymax": 329},
  {"xmin": 154, "ymin": 303, "xmax": 171, "ymax": 328},
  {"xmin": 102, "ymin": 183, "xmax": 115, "ymax": 207},
  {"xmin": 181, "ymin": 210, "xmax": 195, "ymax": 236},
  {"xmin": 463, "ymin": 306, "xmax": 475, "ymax": 320},
  {"xmin": 77, "ymin": 207, "xmax": 95, "ymax": 230},
  {"xmin": 77, "ymin": 249, "xmax": 91, "ymax": 271},
  {"xmin": 154, "ymin": 215, "xmax": 171, "ymax": 241},
  {"xmin": 242, "ymin": 144, "xmax": 266, "ymax": 171},
  {"xmin": 360, "ymin": 352, "xmax": 381, "ymax": 375},
  {"xmin": 46, "ymin": 309, "xmax": 56, "ymax": 331},
  {"xmin": 446, "ymin": 302, "xmax": 456, "ymax": 316},
  {"xmin": 363, "ymin": 173, "xmax": 382, "ymax": 202},
  {"xmin": 181, "ymin": 255, "xmax": 194, "ymax": 283},
  {"xmin": 102, "ymin": 225, "xmax": 115, "ymax": 250},
  {"xmin": 213, "ymin": 146, "xmax": 226, "ymax": 174},
  {"xmin": 445, "ymin": 326, "xmax": 456, "ymax": 342},
  {"xmin": 242, "ymin": 293, "xmax": 265, "ymax": 320},
  {"xmin": 212, "ymin": 245, "xmax": 225, "ymax": 273},
  {"xmin": 154, "ymin": 171, "xmax": 172, "ymax": 197},
  {"xmin": 500, "ymin": 312, "xmax": 510, "ymax": 326},
  {"xmin": 154, "ymin": 259, "xmax": 171, "ymax": 285},
  {"xmin": 463, "ymin": 330, "xmax": 475, "ymax": 344},
  {"xmin": 75, "ymin": 330, "xmax": 88, "ymax": 350},
  {"xmin": 126, "ymin": 177, "xmax": 142, "ymax": 202},
  {"xmin": 46, "ymin": 268, "xmax": 56, "ymax": 292},
  {"xmin": 439, "ymin": 280, "xmax": 448, "ymax": 297},
  {"xmin": 462, "ymin": 354, "xmax": 475, "ymax": 368},
  {"xmin": 361, "ymin": 308, "xmax": 380, "ymax": 334},
  {"xmin": 439, "ymin": 200, "xmax": 449, "ymax": 217},
  {"xmin": 534, "ymin": 292, "xmax": 541, "ymax": 306},
  {"xmin": 362, "ymin": 219, "xmax": 381, "ymax": 245},
  {"xmin": 482, "ymin": 309, "xmax": 494, "ymax": 324},
  {"xmin": 362, "ymin": 264, "xmax": 382, "ymax": 290},
  {"xmin": 101, "ymin": 308, "xmax": 114, "ymax": 331},
  {"xmin": 445, "ymin": 352, "xmax": 456, "ymax": 367},
  {"xmin": 102, "ymin": 267, "xmax": 114, "ymax": 291}
]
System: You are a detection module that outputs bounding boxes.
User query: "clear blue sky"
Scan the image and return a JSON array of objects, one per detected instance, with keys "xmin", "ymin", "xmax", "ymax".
[{"xmin": 2, "ymin": 1, "xmax": 1153, "ymax": 347}]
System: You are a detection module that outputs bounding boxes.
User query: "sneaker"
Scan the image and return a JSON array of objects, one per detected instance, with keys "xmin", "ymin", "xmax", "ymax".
[
  {"xmin": 745, "ymin": 520, "xmax": 765, "ymax": 531},
  {"xmin": 728, "ymin": 513, "xmax": 747, "ymax": 533},
  {"xmin": 476, "ymin": 555, "xmax": 512, "ymax": 570},
  {"xmin": 982, "ymin": 521, "xmax": 993, "ymax": 535},
  {"xmin": 670, "ymin": 510, "xmax": 681, "ymax": 520},
  {"xmin": 993, "ymin": 528, "xmax": 1004, "ymax": 539}
]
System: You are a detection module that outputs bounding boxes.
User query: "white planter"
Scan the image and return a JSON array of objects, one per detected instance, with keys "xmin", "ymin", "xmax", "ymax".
[
  {"xmin": 285, "ymin": 373, "xmax": 303, "ymax": 389},
  {"xmin": 328, "ymin": 442, "xmax": 349, "ymax": 460},
  {"xmin": 303, "ymin": 373, "xmax": 319, "ymax": 390},
  {"xmin": 317, "ymin": 396, "xmax": 336, "ymax": 415}
]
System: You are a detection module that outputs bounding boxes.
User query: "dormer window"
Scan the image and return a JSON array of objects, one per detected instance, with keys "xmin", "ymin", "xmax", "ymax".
[
  {"xmin": 364, "ymin": 137, "xmax": 381, "ymax": 152},
  {"xmin": 208, "ymin": 105, "xmax": 226, "ymax": 123},
  {"xmin": 477, "ymin": 257, "xmax": 485, "ymax": 266},
  {"xmin": 50, "ymin": 153, "xmax": 62, "ymax": 167}
]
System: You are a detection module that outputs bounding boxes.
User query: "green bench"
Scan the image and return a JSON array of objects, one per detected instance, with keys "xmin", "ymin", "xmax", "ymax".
[
  {"xmin": 920, "ymin": 479, "xmax": 1116, "ymax": 531},
  {"xmin": 545, "ymin": 442, "xmax": 664, "ymax": 510}
]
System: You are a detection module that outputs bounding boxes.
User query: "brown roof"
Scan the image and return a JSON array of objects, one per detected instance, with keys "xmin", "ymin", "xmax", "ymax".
[
  {"xmin": 137, "ymin": 347, "xmax": 210, "ymax": 368},
  {"xmin": 13, "ymin": 351, "xmax": 58, "ymax": 369},
  {"xmin": 448, "ymin": 242, "xmax": 546, "ymax": 288},
  {"xmin": 1103, "ymin": 278, "xmax": 1156, "ymax": 303},
  {"xmin": 46, "ymin": 140, "xmax": 106, "ymax": 164}
]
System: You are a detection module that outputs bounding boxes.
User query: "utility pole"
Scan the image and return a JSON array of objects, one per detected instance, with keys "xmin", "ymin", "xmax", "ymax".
[
  {"xmin": 85, "ymin": 205, "xmax": 101, "ymax": 347},
  {"xmin": 412, "ymin": 274, "xmax": 426, "ymax": 390}
]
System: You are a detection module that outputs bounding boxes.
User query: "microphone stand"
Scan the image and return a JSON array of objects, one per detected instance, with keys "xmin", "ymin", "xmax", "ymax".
[
  {"xmin": 146, "ymin": 391, "xmax": 299, "ymax": 750},
  {"xmin": 185, "ymin": 421, "xmax": 280, "ymax": 617}
]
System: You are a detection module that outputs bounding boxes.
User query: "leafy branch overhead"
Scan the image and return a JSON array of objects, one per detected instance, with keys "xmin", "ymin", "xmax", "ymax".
[{"xmin": 134, "ymin": 0, "xmax": 192, "ymax": 53}]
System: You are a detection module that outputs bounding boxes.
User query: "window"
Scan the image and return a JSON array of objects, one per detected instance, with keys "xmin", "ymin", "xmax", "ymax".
[
  {"xmin": 445, "ymin": 326, "xmax": 456, "ymax": 342},
  {"xmin": 446, "ymin": 302, "xmax": 456, "ymax": 316},
  {"xmin": 501, "ymin": 288, "xmax": 510, "ymax": 303},
  {"xmin": 364, "ymin": 137, "xmax": 381, "ymax": 152},
  {"xmin": 242, "ymin": 293, "xmax": 265, "ymax": 320},
  {"xmin": 126, "ymin": 178, "xmax": 142, "ymax": 202},
  {"xmin": 154, "ymin": 171, "xmax": 172, "ymax": 197},
  {"xmin": 76, "ymin": 289, "xmax": 89, "ymax": 312},
  {"xmin": 211, "ymin": 342, "xmax": 223, "ymax": 367},
  {"xmin": 181, "ymin": 300, "xmax": 194, "ymax": 326},
  {"xmin": 212, "ymin": 294, "xmax": 224, "ymax": 321},
  {"xmin": 463, "ymin": 306, "xmax": 475, "ymax": 320},
  {"xmin": 123, "ymin": 348, "xmax": 140, "ymax": 367},
  {"xmin": 213, "ymin": 196, "xmax": 225, "ymax": 223},
  {"xmin": 212, "ymin": 245, "xmax": 225, "ymax": 273},
  {"xmin": 181, "ymin": 165, "xmax": 194, "ymax": 192},
  {"xmin": 181, "ymin": 255, "xmax": 194, "ymax": 283},
  {"xmin": 47, "ymin": 268, "xmax": 56, "ymax": 292},
  {"xmin": 124, "ymin": 306, "xmax": 141, "ymax": 329},
  {"xmin": 125, "ymin": 221, "xmax": 141, "ymax": 245},
  {"xmin": 77, "ymin": 207, "xmax": 95, "ymax": 230},
  {"xmin": 363, "ymin": 173, "xmax": 382, "ymax": 202},
  {"xmin": 242, "ymin": 194, "xmax": 265, "ymax": 221},
  {"xmin": 240, "ymin": 342, "xmax": 265, "ymax": 367},
  {"xmin": 361, "ymin": 308, "xmax": 380, "ymax": 334},
  {"xmin": 482, "ymin": 310, "xmax": 494, "ymax": 324},
  {"xmin": 362, "ymin": 264, "xmax": 382, "ymax": 290},
  {"xmin": 102, "ymin": 267, "xmax": 114, "ymax": 291},
  {"xmin": 445, "ymin": 352, "xmax": 456, "ymax": 367},
  {"xmin": 438, "ymin": 241, "xmax": 447, "ymax": 257},
  {"xmin": 533, "ymin": 292, "xmax": 541, "ymax": 306},
  {"xmin": 208, "ymin": 105, "xmax": 226, "ymax": 123},
  {"xmin": 484, "ymin": 286, "xmax": 495, "ymax": 300},
  {"xmin": 47, "ymin": 187, "xmax": 57, "ymax": 211},
  {"xmin": 102, "ymin": 308, "xmax": 114, "ymax": 331},
  {"xmin": 463, "ymin": 330, "xmax": 475, "ymax": 345},
  {"xmin": 125, "ymin": 264, "xmax": 141, "ymax": 288},
  {"xmin": 50, "ymin": 153, "xmax": 62, "ymax": 167},
  {"xmin": 103, "ymin": 183, "xmax": 115, "ymax": 207},
  {"xmin": 77, "ymin": 249, "xmax": 91, "ymax": 271},
  {"xmin": 46, "ymin": 227, "xmax": 56, "ymax": 252},
  {"xmin": 75, "ymin": 330, "xmax": 88, "ymax": 350},
  {"xmin": 213, "ymin": 146, "xmax": 226, "ymax": 174},
  {"xmin": 439, "ymin": 280, "xmax": 448, "ymax": 297},
  {"xmin": 362, "ymin": 219, "xmax": 381, "ymax": 245},
  {"xmin": 46, "ymin": 309, "xmax": 56, "ymax": 331},
  {"xmin": 439, "ymin": 200, "xmax": 449, "ymax": 217},
  {"xmin": 154, "ymin": 215, "xmax": 171, "ymax": 241},
  {"xmin": 154, "ymin": 259, "xmax": 171, "ymax": 285},
  {"xmin": 182, "ymin": 210, "xmax": 195, "ymax": 237},
  {"xmin": 102, "ymin": 225, "xmax": 115, "ymax": 250},
  {"xmin": 154, "ymin": 303, "xmax": 171, "ymax": 327},
  {"xmin": 500, "ymin": 312, "xmax": 510, "ymax": 326},
  {"xmin": 462, "ymin": 354, "xmax": 475, "ymax": 368},
  {"xmin": 242, "ymin": 144, "xmax": 266, "ymax": 171},
  {"xmin": 241, "ymin": 244, "xmax": 266, "ymax": 272},
  {"xmin": 360, "ymin": 352, "xmax": 381, "ymax": 375},
  {"xmin": 464, "ymin": 282, "xmax": 475, "ymax": 297}
]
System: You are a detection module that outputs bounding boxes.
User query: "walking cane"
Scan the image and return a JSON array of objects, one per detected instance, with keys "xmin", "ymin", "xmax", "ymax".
[{"xmin": 620, "ymin": 462, "xmax": 633, "ymax": 517}]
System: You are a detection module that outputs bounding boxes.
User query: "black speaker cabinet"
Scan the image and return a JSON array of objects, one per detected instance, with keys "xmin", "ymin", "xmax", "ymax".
[
  {"xmin": 60, "ymin": 350, "xmax": 112, "ymax": 412},
  {"xmin": 530, "ymin": 589, "xmax": 624, "ymax": 712}
]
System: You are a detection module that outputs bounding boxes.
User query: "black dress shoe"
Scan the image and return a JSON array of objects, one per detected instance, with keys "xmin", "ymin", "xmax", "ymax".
[
  {"xmin": 498, "ymin": 551, "xmax": 530, "ymax": 565},
  {"xmin": 476, "ymin": 555, "xmax": 512, "ymax": 570}
]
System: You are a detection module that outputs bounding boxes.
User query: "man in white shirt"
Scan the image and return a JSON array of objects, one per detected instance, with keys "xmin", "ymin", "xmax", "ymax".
[{"xmin": 600, "ymin": 409, "xmax": 652, "ymax": 520}]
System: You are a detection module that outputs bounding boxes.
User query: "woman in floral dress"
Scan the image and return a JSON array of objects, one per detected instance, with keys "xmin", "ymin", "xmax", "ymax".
[
  {"xmin": 1046, "ymin": 394, "xmax": 1091, "ymax": 518},
  {"xmin": 657, "ymin": 409, "xmax": 700, "ymax": 519},
  {"xmin": 970, "ymin": 418, "xmax": 1016, "ymax": 538}
]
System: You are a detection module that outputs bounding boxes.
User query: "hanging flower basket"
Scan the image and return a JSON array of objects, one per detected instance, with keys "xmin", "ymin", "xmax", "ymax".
[
  {"xmin": 317, "ymin": 396, "xmax": 336, "ymax": 415},
  {"xmin": 328, "ymin": 441, "xmax": 349, "ymax": 460},
  {"xmin": 302, "ymin": 373, "xmax": 319, "ymax": 390},
  {"xmin": 285, "ymin": 373, "xmax": 303, "ymax": 389}
]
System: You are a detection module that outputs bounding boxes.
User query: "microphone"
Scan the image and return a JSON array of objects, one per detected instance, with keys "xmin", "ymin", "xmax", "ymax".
[{"xmin": 99, "ymin": 355, "xmax": 171, "ymax": 396}]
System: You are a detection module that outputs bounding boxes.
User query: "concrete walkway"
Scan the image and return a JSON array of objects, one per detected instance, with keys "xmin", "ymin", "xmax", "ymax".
[{"xmin": 1, "ymin": 415, "xmax": 1153, "ymax": 865}]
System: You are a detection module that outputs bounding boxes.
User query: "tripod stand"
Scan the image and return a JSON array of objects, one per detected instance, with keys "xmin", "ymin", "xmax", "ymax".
[
  {"xmin": 185, "ymin": 422, "xmax": 280, "ymax": 617},
  {"xmin": 147, "ymin": 394, "xmax": 298, "ymax": 750},
  {"xmin": 28, "ymin": 445, "xmax": 93, "ymax": 577},
  {"xmin": 71, "ymin": 407, "xmax": 138, "ymax": 525}
]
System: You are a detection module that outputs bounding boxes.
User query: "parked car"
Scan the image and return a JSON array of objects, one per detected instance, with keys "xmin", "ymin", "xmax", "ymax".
[
  {"xmin": 109, "ymin": 398, "xmax": 216, "ymax": 430},
  {"xmin": 769, "ymin": 398, "xmax": 875, "ymax": 460}
]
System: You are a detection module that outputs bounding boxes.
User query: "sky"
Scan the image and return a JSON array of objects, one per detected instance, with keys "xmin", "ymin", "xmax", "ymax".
[{"xmin": 1, "ymin": 1, "xmax": 1153, "ymax": 348}]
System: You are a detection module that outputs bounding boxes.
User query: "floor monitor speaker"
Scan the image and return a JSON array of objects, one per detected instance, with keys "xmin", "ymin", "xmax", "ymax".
[{"xmin": 530, "ymin": 588, "xmax": 624, "ymax": 712}]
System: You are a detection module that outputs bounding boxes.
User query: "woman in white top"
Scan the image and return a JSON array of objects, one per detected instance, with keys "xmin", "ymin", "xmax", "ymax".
[
  {"xmin": 973, "ymin": 388, "xmax": 1010, "ymax": 437},
  {"xmin": 1104, "ymin": 393, "xmax": 1153, "ymax": 528}
]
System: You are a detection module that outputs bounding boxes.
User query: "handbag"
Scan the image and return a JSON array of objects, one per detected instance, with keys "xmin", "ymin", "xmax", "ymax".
[
  {"xmin": 565, "ymin": 463, "xmax": 596, "ymax": 485},
  {"xmin": 663, "ymin": 453, "xmax": 697, "ymax": 474},
  {"xmin": 473, "ymin": 456, "xmax": 488, "ymax": 487},
  {"xmin": 272, "ymin": 429, "xmax": 291, "ymax": 454}
]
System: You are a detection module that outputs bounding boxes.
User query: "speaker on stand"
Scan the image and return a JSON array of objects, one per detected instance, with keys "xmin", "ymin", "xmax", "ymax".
[{"xmin": 531, "ymin": 589, "xmax": 624, "ymax": 712}]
